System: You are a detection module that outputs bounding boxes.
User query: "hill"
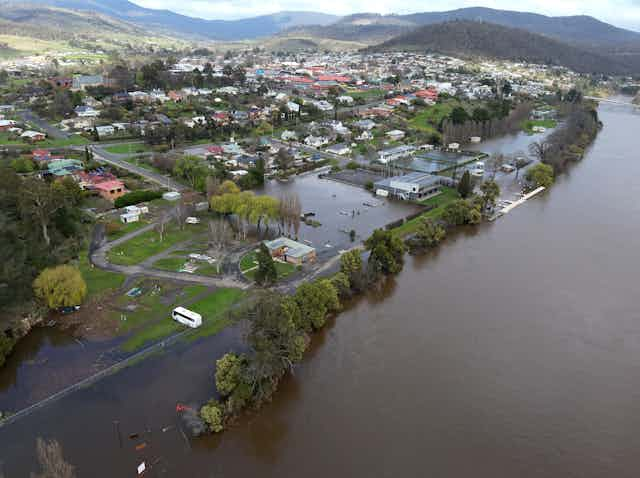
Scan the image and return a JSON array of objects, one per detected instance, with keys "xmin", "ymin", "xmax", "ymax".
[
  {"xmin": 287, "ymin": 7, "xmax": 640, "ymax": 56},
  {"xmin": 0, "ymin": 3, "xmax": 190, "ymax": 56},
  {"xmin": 0, "ymin": 0, "xmax": 339, "ymax": 40},
  {"xmin": 370, "ymin": 20, "xmax": 635, "ymax": 75}
]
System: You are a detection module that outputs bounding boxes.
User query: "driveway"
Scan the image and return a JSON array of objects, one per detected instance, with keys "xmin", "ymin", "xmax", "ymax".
[{"xmin": 17, "ymin": 109, "xmax": 70, "ymax": 139}]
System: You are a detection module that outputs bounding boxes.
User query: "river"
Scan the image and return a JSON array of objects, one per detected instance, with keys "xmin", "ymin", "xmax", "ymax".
[{"xmin": 2, "ymin": 98, "xmax": 640, "ymax": 477}]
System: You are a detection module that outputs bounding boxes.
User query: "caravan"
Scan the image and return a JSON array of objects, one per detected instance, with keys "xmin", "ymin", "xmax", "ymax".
[{"xmin": 172, "ymin": 307, "xmax": 202, "ymax": 328}]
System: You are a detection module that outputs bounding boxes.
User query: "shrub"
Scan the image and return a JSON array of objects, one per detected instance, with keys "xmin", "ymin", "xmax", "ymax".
[
  {"xmin": 114, "ymin": 190, "xmax": 162, "ymax": 208},
  {"xmin": 33, "ymin": 265, "xmax": 87, "ymax": 310},
  {"xmin": 200, "ymin": 400, "xmax": 225, "ymax": 433},
  {"xmin": 0, "ymin": 334, "xmax": 15, "ymax": 368}
]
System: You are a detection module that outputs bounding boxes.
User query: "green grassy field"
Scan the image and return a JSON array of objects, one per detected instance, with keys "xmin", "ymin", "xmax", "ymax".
[
  {"xmin": 120, "ymin": 287, "xmax": 245, "ymax": 351},
  {"xmin": 105, "ymin": 220, "xmax": 149, "ymax": 241},
  {"xmin": 240, "ymin": 250, "xmax": 296, "ymax": 281},
  {"xmin": 108, "ymin": 223, "xmax": 204, "ymax": 266},
  {"xmin": 104, "ymin": 143, "xmax": 151, "ymax": 154},
  {"xmin": 394, "ymin": 187, "xmax": 461, "ymax": 237},
  {"xmin": 0, "ymin": 132, "xmax": 89, "ymax": 147},
  {"xmin": 152, "ymin": 256, "xmax": 186, "ymax": 271},
  {"xmin": 347, "ymin": 88, "xmax": 385, "ymax": 100},
  {"xmin": 77, "ymin": 252, "xmax": 126, "ymax": 298},
  {"xmin": 408, "ymin": 102, "xmax": 458, "ymax": 136}
]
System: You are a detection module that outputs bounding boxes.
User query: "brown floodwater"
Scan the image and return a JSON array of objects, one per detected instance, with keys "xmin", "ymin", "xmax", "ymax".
[{"xmin": 2, "ymin": 98, "xmax": 640, "ymax": 477}]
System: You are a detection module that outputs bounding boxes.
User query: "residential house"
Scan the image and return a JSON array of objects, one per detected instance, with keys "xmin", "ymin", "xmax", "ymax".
[
  {"xmin": 386, "ymin": 130, "xmax": 406, "ymax": 141},
  {"xmin": 21, "ymin": 131, "xmax": 46, "ymax": 142},
  {"xmin": 0, "ymin": 119, "xmax": 16, "ymax": 131},
  {"xmin": 326, "ymin": 143, "xmax": 351, "ymax": 156},
  {"xmin": 95, "ymin": 125, "xmax": 115, "ymax": 138},
  {"xmin": 94, "ymin": 180, "xmax": 126, "ymax": 202},
  {"xmin": 74, "ymin": 106, "xmax": 100, "ymax": 118},
  {"xmin": 72, "ymin": 75, "xmax": 104, "ymax": 91},
  {"xmin": 305, "ymin": 135, "xmax": 329, "ymax": 148}
]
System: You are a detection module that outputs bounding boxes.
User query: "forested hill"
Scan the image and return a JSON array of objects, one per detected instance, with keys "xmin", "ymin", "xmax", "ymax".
[{"xmin": 370, "ymin": 21, "xmax": 636, "ymax": 75}]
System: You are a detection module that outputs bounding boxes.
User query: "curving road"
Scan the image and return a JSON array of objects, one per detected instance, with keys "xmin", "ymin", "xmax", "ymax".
[{"xmin": 90, "ymin": 222, "xmax": 250, "ymax": 290}]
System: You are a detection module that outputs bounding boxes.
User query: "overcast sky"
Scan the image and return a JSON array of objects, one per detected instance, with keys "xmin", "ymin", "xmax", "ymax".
[{"xmin": 130, "ymin": 0, "xmax": 640, "ymax": 30}]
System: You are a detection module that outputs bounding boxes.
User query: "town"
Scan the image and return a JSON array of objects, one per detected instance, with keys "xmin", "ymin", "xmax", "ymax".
[{"xmin": 0, "ymin": 42, "xmax": 603, "ymax": 450}]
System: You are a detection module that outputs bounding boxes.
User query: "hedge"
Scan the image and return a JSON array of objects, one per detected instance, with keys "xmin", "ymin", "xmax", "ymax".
[{"xmin": 114, "ymin": 190, "xmax": 163, "ymax": 208}]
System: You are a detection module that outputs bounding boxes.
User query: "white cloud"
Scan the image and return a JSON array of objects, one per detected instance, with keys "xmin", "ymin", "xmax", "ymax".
[{"xmin": 130, "ymin": 0, "xmax": 640, "ymax": 30}]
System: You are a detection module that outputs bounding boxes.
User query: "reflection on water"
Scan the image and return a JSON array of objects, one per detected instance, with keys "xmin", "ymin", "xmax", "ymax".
[{"xmin": 2, "ymin": 100, "xmax": 640, "ymax": 477}]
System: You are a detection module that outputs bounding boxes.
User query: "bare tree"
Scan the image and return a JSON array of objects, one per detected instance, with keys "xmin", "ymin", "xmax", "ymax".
[
  {"xmin": 31, "ymin": 438, "xmax": 75, "ymax": 478},
  {"xmin": 156, "ymin": 212, "xmax": 172, "ymax": 242},
  {"xmin": 529, "ymin": 141, "xmax": 551, "ymax": 162},
  {"xmin": 486, "ymin": 153, "xmax": 506, "ymax": 179},
  {"xmin": 206, "ymin": 175, "xmax": 220, "ymax": 201}
]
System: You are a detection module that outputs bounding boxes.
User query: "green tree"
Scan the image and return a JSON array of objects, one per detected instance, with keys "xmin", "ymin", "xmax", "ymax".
[
  {"xmin": 365, "ymin": 229, "xmax": 405, "ymax": 277},
  {"xmin": 245, "ymin": 293, "xmax": 308, "ymax": 403},
  {"xmin": 457, "ymin": 170, "xmax": 473, "ymax": 198},
  {"xmin": 330, "ymin": 272, "xmax": 351, "ymax": 299},
  {"xmin": 173, "ymin": 155, "xmax": 208, "ymax": 191},
  {"xmin": 472, "ymin": 108, "xmax": 491, "ymax": 122},
  {"xmin": 200, "ymin": 400, "xmax": 225, "ymax": 433},
  {"xmin": 413, "ymin": 218, "xmax": 446, "ymax": 248},
  {"xmin": 215, "ymin": 353, "xmax": 246, "ymax": 397},
  {"xmin": 294, "ymin": 280, "xmax": 340, "ymax": 331},
  {"xmin": 526, "ymin": 162, "xmax": 554, "ymax": 189},
  {"xmin": 340, "ymin": 249, "xmax": 363, "ymax": 281},
  {"xmin": 33, "ymin": 265, "xmax": 87, "ymax": 309},
  {"xmin": 254, "ymin": 244, "xmax": 277, "ymax": 285},
  {"xmin": 479, "ymin": 180, "xmax": 500, "ymax": 212},
  {"xmin": 442, "ymin": 199, "xmax": 482, "ymax": 226},
  {"xmin": 450, "ymin": 106, "xmax": 470, "ymax": 125}
]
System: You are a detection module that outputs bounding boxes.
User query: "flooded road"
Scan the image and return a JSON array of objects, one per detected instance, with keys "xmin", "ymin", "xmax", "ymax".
[{"xmin": 3, "ymin": 99, "xmax": 640, "ymax": 477}]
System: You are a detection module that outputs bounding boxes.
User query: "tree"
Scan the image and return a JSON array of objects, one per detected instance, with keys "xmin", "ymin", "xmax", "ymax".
[
  {"xmin": 33, "ymin": 265, "xmax": 87, "ymax": 309},
  {"xmin": 31, "ymin": 438, "xmax": 75, "ymax": 478},
  {"xmin": 200, "ymin": 400, "xmax": 225, "ymax": 433},
  {"xmin": 412, "ymin": 218, "xmax": 446, "ymax": 249},
  {"xmin": 365, "ymin": 229, "xmax": 405, "ymax": 277},
  {"xmin": 479, "ymin": 180, "xmax": 500, "ymax": 212},
  {"xmin": 526, "ymin": 162, "xmax": 554, "ymax": 189},
  {"xmin": 450, "ymin": 106, "xmax": 470, "ymax": 125},
  {"xmin": 515, "ymin": 157, "xmax": 528, "ymax": 180},
  {"xmin": 173, "ymin": 155, "xmax": 208, "ymax": 191},
  {"xmin": 294, "ymin": 279, "xmax": 340, "ymax": 331},
  {"xmin": 275, "ymin": 148, "xmax": 294, "ymax": 171},
  {"xmin": 216, "ymin": 353, "xmax": 246, "ymax": 397},
  {"xmin": 218, "ymin": 180, "xmax": 240, "ymax": 195},
  {"xmin": 529, "ymin": 141, "xmax": 551, "ymax": 162},
  {"xmin": 442, "ymin": 199, "xmax": 482, "ymax": 226},
  {"xmin": 19, "ymin": 178, "xmax": 66, "ymax": 246},
  {"xmin": 457, "ymin": 170, "xmax": 473, "ymax": 198},
  {"xmin": 340, "ymin": 249, "xmax": 363, "ymax": 284},
  {"xmin": 330, "ymin": 272, "xmax": 351, "ymax": 299},
  {"xmin": 254, "ymin": 244, "xmax": 277, "ymax": 285},
  {"xmin": 244, "ymin": 293, "xmax": 308, "ymax": 403},
  {"xmin": 472, "ymin": 107, "xmax": 491, "ymax": 122}
]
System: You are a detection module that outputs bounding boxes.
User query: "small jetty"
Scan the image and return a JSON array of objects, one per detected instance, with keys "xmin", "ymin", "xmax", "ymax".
[{"xmin": 492, "ymin": 186, "xmax": 546, "ymax": 220}]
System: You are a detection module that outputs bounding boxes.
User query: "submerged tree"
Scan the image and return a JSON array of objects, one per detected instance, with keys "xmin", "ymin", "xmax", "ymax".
[{"xmin": 31, "ymin": 438, "xmax": 75, "ymax": 478}]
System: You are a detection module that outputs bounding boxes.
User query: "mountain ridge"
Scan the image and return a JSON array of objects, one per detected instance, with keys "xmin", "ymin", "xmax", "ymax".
[{"xmin": 369, "ymin": 20, "xmax": 636, "ymax": 75}]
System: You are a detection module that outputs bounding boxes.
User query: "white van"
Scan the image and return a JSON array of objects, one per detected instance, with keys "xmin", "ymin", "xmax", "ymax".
[{"xmin": 172, "ymin": 307, "xmax": 202, "ymax": 328}]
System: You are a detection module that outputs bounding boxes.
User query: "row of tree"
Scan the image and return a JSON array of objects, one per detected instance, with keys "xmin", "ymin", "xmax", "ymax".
[{"xmin": 199, "ymin": 229, "xmax": 408, "ymax": 433}]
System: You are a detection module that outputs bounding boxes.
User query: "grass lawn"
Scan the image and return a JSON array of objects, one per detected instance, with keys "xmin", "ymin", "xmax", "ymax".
[
  {"xmin": 522, "ymin": 119, "xmax": 557, "ymax": 134},
  {"xmin": 408, "ymin": 101, "xmax": 461, "ymax": 136},
  {"xmin": 347, "ymin": 88, "xmax": 385, "ymax": 100},
  {"xmin": 77, "ymin": 252, "xmax": 126, "ymax": 298},
  {"xmin": 105, "ymin": 220, "xmax": 149, "ymax": 241},
  {"xmin": 0, "ymin": 133, "xmax": 89, "ymax": 147},
  {"xmin": 152, "ymin": 257, "xmax": 186, "ymax": 271},
  {"xmin": 108, "ymin": 223, "xmax": 204, "ymax": 266},
  {"xmin": 104, "ymin": 143, "xmax": 151, "ymax": 154},
  {"xmin": 418, "ymin": 187, "xmax": 459, "ymax": 207},
  {"xmin": 195, "ymin": 263, "xmax": 221, "ymax": 276},
  {"xmin": 120, "ymin": 287, "xmax": 245, "ymax": 351},
  {"xmin": 394, "ymin": 188, "xmax": 461, "ymax": 237},
  {"xmin": 240, "ymin": 250, "xmax": 297, "ymax": 281}
]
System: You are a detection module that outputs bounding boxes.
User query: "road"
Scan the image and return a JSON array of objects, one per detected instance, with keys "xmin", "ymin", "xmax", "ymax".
[
  {"xmin": 17, "ymin": 109, "xmax": 70, "ymax": 139},
  {"xmin": 90, "ymin": 144, "xmax": 187, "ymax": 191},
  {"xmin": 90, "ymin": 222, "xmax": 249, "ymax": 289}
]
